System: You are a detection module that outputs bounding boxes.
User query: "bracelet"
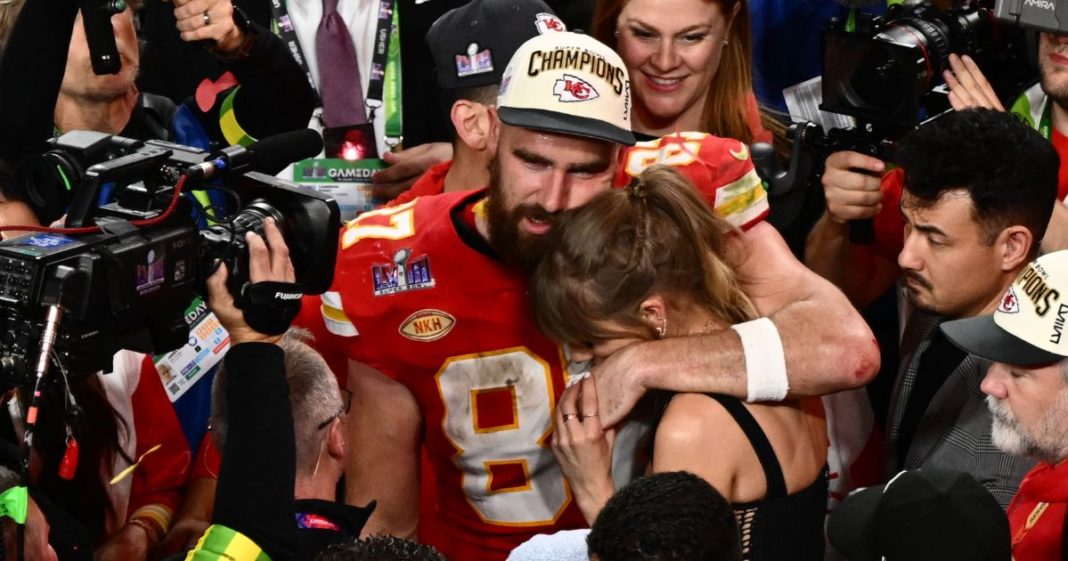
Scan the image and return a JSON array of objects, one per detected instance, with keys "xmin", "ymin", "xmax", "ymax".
[{"xmin": 128, "ymin": 518, "xmax": 163, "ymax": 544}]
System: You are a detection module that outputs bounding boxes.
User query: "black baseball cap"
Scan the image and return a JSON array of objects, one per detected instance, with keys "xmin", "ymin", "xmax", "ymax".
[
  {"xmin": 425, "ymin": 0, "xmax": 566, "ymax": 90},
  {"xmin": 828, "ymin": 469, "xmax": 1010, "ymax": 561}
]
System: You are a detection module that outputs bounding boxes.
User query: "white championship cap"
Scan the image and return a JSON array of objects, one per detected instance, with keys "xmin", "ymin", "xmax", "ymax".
[
  {"xmin": 942, "ymin": 250, "xmax": 1068, "ymax": 365},
  {"xmin": 497, "ymin": 31, "xmax": 635, "ymax": 145}
]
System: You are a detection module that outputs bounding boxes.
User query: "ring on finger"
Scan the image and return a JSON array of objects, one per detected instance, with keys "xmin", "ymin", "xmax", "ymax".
[
  {"xmin": 203, "ymin": 10, "xmax": 211, "ymax": 26},
  {"xmin": 580, "ymin": 412, "xmax": 597, "ymax": 420},
  {"xmin": 562, "ymin": 413, "xmax": 577, "ymax": 422}
]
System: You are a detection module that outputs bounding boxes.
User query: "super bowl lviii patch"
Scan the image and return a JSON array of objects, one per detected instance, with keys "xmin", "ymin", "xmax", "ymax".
[
  {"xmin": 456, "ymin": 43, "xmax": 494, "ymax": 77},
  {"xmin": 372, "ymin": 248, "xmax": 435, "ymax": 297}
]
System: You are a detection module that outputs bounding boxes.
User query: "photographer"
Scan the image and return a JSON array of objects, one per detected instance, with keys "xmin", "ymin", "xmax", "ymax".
[
  {"xmin": 193, "ymin": 218, "xmax": 373, "ymax": 560},
  {"xmin": 807, "ymin": 38, "xmax": 1068, "ymax": 308},
  {"xmin": 808, "ymin": 108, "xmax": 1047, "ymax": 506}
]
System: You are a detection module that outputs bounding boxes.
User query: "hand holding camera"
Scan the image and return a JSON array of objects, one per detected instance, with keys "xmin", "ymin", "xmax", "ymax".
[{"xmin": 206, "ymin": 217, "xmax": 298, "ymax": 346}]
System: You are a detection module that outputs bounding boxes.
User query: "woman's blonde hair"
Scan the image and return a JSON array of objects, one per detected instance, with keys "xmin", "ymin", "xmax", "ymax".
[{"xmin": 531, "ymin": 165, "xmax": 756, "ymax": 346}]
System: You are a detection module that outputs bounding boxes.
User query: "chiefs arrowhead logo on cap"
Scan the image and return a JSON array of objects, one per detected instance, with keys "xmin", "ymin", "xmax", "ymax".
[
  {"xmin": 999, "ymin": 286, "xmax": 1020, "ymax": 314},
  {"xmin": 535, "ymin": 12, "xmax": 565, "ymax": 34},
  {"xmin": 553, "ymin": 74, "xmax": 599, "ymax": 102}
]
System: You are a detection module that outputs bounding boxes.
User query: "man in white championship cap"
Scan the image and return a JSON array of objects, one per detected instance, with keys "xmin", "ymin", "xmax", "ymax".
[{"xmin": 943, "ymin": 250, "xmax": 1068, "ymax": 561}]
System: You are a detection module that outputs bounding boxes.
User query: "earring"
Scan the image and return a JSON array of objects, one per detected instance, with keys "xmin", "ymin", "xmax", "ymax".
[
  {"xmin": 723, "ymin": 39, "xmax": 729, "ymax": 46},
  {"xmin": 656, "ymin": 318, "xmax": 667, "ymax": 339}
]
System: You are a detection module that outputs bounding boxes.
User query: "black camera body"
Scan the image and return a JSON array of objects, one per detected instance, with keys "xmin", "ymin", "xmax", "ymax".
[
  {"xmin": 0, "ymin": 130, "xmax": 337, "ymax": 385},
  {"xmin": 994, "ymin": 0, "xmax": 1068, "ymax": 34},
  {"xmin": 822, "ymin": 1, "xmax": 1033, "ymax": 135}
]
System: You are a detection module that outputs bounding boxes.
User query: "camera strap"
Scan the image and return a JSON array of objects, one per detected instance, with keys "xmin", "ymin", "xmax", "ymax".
[
  {"xmin": 239, "ymin": 281, "xmax": 305, "ymax": 336},
  {"xmin": 268, "ymin": 0, "xmax": 402, "ymax": 146}
]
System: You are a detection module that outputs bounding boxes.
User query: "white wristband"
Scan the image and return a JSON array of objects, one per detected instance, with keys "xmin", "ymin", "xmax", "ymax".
[{"xmin": 731, "ymin": 317, "xmax": 789, "ymax": 402}]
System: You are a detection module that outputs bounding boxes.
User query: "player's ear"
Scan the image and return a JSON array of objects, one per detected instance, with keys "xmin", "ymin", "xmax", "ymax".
[{"xmin": 452, "ymin": 101, "xmax": 494, "ymax": 151}]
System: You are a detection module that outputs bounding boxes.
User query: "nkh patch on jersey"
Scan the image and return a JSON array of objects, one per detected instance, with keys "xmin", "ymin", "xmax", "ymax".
[{"xmin": 617, "ymin": 131, "xmax": 769, "ymax": 231}]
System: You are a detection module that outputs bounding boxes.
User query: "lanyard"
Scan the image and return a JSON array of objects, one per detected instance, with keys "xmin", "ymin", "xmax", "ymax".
[
  {"xmin": 1041, "ymin": 99, "xmax": 1053, "ymax": 141},
  {"xmin": 268, "ymin": 0, "xmax": 402, "ymax": 142},
  {"xmin": 383, "ymin": 5, "xmax": 402, "ymax": 147}
]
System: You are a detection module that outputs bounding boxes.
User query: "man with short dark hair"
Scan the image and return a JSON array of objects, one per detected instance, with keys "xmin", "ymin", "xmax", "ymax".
[
  {"xmin": 315, "ymin": 536, "xmax": 449, "ymax": 561},
  {"xmin": 587, "ymin": 471, "xmax": 741, "ymax": 561},
  {"xmin": 942, "ymin": 249, "xmax": 1068, "ymax": 560},
  {"xmin": 841, "ymin": 109, "xmax": 1049, "ymax": 503},
  {"xmin": 387, "ymin": 0, "xmax": 565, "ymax": 207}
]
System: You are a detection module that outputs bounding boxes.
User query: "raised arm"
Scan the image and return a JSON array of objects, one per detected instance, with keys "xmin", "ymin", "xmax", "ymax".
[
  {"xmin": 804, "ymin": 150, "xmax": 901, "ymax": 307},
  {"xmin": 594, "ymin": 222, "xmax": 880, "ymax": 426},
  {"xmin": 171, "ymin": 0, "xmax": 316, "ymax": 140},
  {"xmin": 345, "ymin": 360, "xmax": 422, "ymax": 539}
]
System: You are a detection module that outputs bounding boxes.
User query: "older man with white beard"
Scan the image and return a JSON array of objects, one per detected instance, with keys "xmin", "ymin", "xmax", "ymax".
[{"xmin": 941, "ymin": 249, "xmax": 1068, "ymax": 561}]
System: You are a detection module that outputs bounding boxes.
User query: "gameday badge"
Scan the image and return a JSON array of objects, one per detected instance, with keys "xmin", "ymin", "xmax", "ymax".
[
  {"xmin": 398, "ymin": 310, "xmax": 456, "ymax": 342},
  {"xmin": 456, "ymin": 43, "xmax": 494, "ymax": 78},
  {"xmin": 999, "ymin": 286, "xmax": 1020, "ymax": 314},
  {"xmin": 535, "ymin": 12, "xmax": 565, "ymax": 34},
  {"xmin": 372, "ymin": 248, "xmax": 436, "ymax": 297},
  {"xmin": 553, "ymin": 74, "xmax": 599, "ymax": 102}
]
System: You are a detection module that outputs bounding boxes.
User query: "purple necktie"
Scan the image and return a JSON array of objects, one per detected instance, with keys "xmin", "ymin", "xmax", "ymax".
[{"xmin": 316, "ymin": 0, "xmax": 368, "ymax": 128}]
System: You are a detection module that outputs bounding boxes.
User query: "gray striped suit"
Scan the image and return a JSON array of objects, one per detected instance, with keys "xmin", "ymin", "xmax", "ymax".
[{"xmin": 886, "ymin": 310, "xmax": 1034, "ymax": 507}]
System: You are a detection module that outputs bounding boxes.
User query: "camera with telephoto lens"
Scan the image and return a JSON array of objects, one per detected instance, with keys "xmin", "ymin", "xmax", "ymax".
[
  {"xmin": 773, "ymin": 1, "xmax": 1037, "ymax": 245},
  {"xmin": 0, "ymin": 129, "xmax": 338, "ymax": 386},
  {"xmin": 822, "ymin": 0, "xmax": 1033, "ymax": 135}
]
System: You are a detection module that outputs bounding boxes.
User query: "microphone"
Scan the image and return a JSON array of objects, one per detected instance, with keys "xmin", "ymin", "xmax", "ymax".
[
  {"xmin": 78, "ymin": 0, "xmax": 125, "ymax": 75},
  {"xmin": 187, "ymin": 129, "xmax": 324, "ymax": 179}
]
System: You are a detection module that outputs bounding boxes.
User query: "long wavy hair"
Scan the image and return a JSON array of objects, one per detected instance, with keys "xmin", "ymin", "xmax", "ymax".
[
  {"xmin": 592, "ymin": 0, "xmax": 760, "ymax": 142},
  {"xmin": 531, "ymin": 165, "xmax": 756, "ymax": 345},
  {"xmin": 26, "ymin": 376, "xmax": 131, "ymax": 545}
]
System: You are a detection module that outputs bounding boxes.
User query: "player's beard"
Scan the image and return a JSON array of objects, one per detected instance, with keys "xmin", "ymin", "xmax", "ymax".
[{"xmin": 485, "ymin": 156, "xmax": 559, "ymax": 274}]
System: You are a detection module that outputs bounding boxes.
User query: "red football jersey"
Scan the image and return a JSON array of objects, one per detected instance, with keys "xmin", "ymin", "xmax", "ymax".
[
  {"xmin": 313, "ymin": 191, "xmax": 585, "ymax": 560},
  {"xmin": 616, "ymin": 131, "xmax": 769, "ymax": 231}
]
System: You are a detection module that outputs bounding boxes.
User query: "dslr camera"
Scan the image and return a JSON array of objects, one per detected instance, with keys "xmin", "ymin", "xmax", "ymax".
[
  {"xmin": 821, "ymin": 0, "xmax": 1034, "ymax": 141},
  {"xmin": 0, "ymin": 130, "xmax": 338, "ymax": 386},
  {"xmin": 772, "ymin": 0, "xmax": 1038, "ymax": 244}
]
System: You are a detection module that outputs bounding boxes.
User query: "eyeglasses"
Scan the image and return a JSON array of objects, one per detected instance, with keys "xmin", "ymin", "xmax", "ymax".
[{"xmin": 316, "ymin": 389, "xmax": 353, "ymax": 430}]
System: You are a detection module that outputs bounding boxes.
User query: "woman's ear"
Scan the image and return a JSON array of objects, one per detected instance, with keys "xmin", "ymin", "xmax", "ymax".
[{"xmin": 639, "ymin": 294, "xmax": 668, "ymax": 335}]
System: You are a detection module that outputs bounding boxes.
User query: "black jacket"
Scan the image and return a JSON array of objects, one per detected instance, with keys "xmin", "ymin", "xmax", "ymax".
[{"xmin": 215, "ymin": 343, "xmax": 372, "ymax": 560}]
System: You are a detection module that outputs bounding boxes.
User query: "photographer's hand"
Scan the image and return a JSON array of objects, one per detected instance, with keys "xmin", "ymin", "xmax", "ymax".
[
  {"xmin": 822, "ymin": 151, "xmax": 885, "ymax": 225},
  {"xmin": 171, "ymin": 0, "xmax": 245, "ymax": 53},
  {"xmin": 944, "ymin": 54, "xmax": 1004, "ymax": 111},
  {"xmin": 206, "ymin": 218, "xmax": 295, "ymax": 346}
]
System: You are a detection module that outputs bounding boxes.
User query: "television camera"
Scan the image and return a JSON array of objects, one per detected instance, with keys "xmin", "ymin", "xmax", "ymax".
[{"xmin": 0, "ymin": 129, "xmax": 338, "ymax": 387}]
